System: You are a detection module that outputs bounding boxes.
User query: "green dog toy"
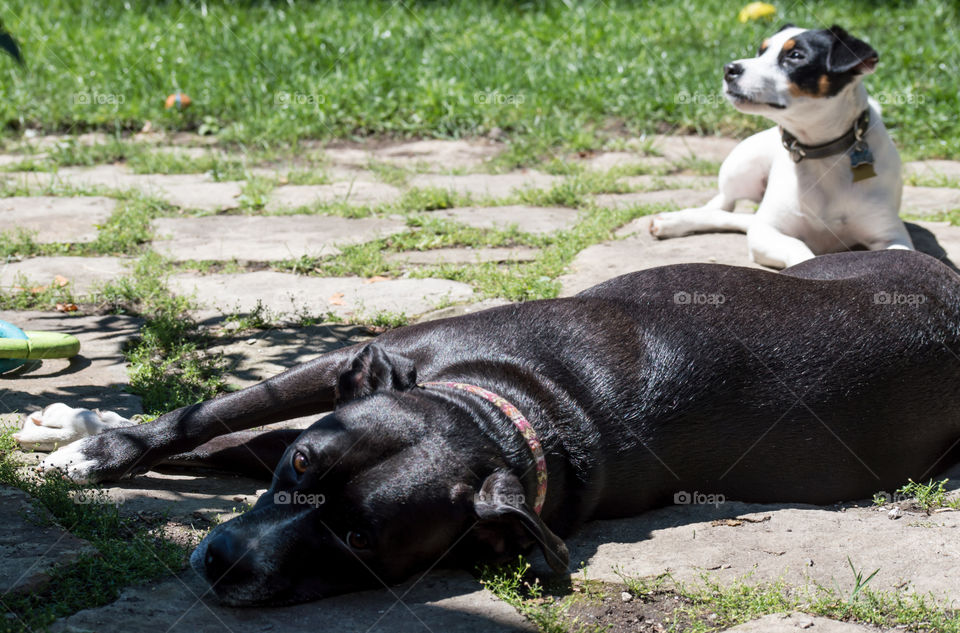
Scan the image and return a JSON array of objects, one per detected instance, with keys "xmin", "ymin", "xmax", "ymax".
[{"xmin": 0, "ymin": 319, "xmax": 81, "ymax": 373}]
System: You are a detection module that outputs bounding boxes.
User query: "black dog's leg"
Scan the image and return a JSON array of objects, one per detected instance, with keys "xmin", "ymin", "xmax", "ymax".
[
  {"xmin": 162, "ymin": 428, "xmax": 303, "ymax": 480},
  {"xmin": 41, "ymin": 342, "xmax": 363, "ymax": 482}
]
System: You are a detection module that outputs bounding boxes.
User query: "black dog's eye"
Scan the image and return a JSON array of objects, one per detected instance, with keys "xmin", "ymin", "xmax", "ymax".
[
  {"xmin": 346, "ymin": 531, "xmax": 370, "ymax": 550},
  {"xmin": 787, "ymin": 49, "xmax": 805, "ymax": 60},
  {"xmin": 292, "ymin": 451, "xmax": 309, "ymax": 474}
]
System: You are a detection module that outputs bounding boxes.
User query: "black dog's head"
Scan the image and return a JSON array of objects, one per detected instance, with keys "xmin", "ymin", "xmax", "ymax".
[
  {"xmin": 723, "ymin": 24, "xmax": 878, "ymax": 119},
  {"xmin": 191, "ymin": 344, "xmax": 568, "ymax": 606}
]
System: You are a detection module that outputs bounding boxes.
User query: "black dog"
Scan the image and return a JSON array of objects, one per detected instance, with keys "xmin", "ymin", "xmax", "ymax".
[{"xmin": 40, "ymin": 250, "xmax": 960, "ymax": 605}]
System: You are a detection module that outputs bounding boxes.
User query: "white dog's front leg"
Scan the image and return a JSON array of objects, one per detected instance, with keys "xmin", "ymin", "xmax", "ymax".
[
  {"xmin": 650, "ymin": 194, "xmax": 755, "ymax": 238},
  {"xmin": 747, "ymin": 224, "xmax": 816, "ymax": 269}
]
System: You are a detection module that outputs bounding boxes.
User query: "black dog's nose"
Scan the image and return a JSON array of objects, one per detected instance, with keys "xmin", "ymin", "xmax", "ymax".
[
  {"xmin": 724, "ymin": 62, "xmax": 744, "ymax": 81},
  {"xmin": 203, "ymin": 531, "xmax": 256, "ymax": 587}
]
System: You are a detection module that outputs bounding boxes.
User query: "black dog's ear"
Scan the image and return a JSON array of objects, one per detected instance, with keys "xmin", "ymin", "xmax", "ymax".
[
  {"xmin": 336, "ymin": 344, "xmax": 417, "ymax": 406},
  {"xmin": 826, "ymin": 25, "xmax": 878, "ymax": 75},
  {"xmin": 472, "ymin": 471, "xmax": 569, "ymax": 573}
]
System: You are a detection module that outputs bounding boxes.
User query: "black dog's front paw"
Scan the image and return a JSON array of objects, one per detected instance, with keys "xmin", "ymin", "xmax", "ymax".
[{"xmin": 39, "ymin": 429, "xmax": 152, "ymax": 483}]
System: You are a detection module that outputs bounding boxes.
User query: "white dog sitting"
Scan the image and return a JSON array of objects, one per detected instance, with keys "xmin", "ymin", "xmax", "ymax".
[
  {"xmin": 649, "ymin": 24, "xmax": 912, "ymax": 269},
  {"xmin": 14, "ymin": 403, "xmax": 133, "ymax": 452}
]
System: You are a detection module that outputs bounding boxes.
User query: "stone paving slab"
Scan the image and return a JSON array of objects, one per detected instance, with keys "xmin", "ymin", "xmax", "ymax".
[
  {"xmin": 208, "ymin": 323, "xmax": 371, "ymax": 391},
  {"xmin": 103, "ymin": 471, "xmax": 265, "ymax": 527},
  {"xmin": 645, "ymin": 135, "xmax": 739, "ymax": 162},
  {"xmin": 4, "ymin": 166, "xmax": 244, "ymax": 211},
  {"xmin": 415, "ymin": 298, "xmax": 512, "ymax": 324},
  {"xmin": 581, "ymin": 151, "xmax": 672, "ymax": 173},
  {"xmin": 385, "ymin": 247, "xmax": 539, "ymax": 266},
  {"xmin": 151, "ymin": 215, "xmax": 407, "ymax": 262},
  {"xmin": 0, "ymin": 484, "xmax": 98, "ymax": 596},
  {"xmin": 902, "ymin": 185, "xmax": 960, "ymax": 215},
  {"xmin": 559, "ymin": 220, "xmax": 760, "ymax": 295},
  {"xmin": 51, "ymin": 568, "xmax": 533, "ymax": 633},
  {"xmin": 904, "ymin": 159, "xmax": 960, "ymax": 181},
  {"xmin": 265, "ymin": 181, "xmax": 402, "ymax": 210},
  {"xmin": 170, "ymin": 272, "xmax": 474, "ymax": 321},
  {"xmin": 0, "ymin": 196, "xmax": 116, "ymax": 243},
  {"xmin": 721, "ymin": 613, "xmax": 887, "ymax": 632},
  {"xmin": 593, "ymin": 188, "xmax": 716, "ymax": 210},
  {"xmin": 623, "ymin": 174, "xmax": 715, "ymax": 191},
  {"xmin": 0, "ymin": 311, "xmax": 142, "ymax": 425},
  {"xmin": 565, "ymin": 479, "xmax": 960, "ymax": 600},
  {"xmin": 409, "ymin": 171, "xmax": 561, "ymax": 198},
  {"xmin": 324, "ymin": 139, "xmax": 502, "ymax": 171},
  {"xmin": 0, "ymin": 256, "xmax": 129, "ymax": 295},
  {"xmin": 431, "ymin": 205, "xmax": 579, "ymax": 235},
  {"xmin": 560, "ymin": 218, "xmax": 960, "ymax": 296}
]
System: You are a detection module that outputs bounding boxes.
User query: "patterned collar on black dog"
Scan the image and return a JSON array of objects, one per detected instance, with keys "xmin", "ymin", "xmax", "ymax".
[{"xmin": 420, "ymin": 381, "xmax": 548, "ymax": 514}]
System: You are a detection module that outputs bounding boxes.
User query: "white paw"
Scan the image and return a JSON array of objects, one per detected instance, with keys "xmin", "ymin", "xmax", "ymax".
[
  {"xmin": 649, "ymin": 213, "xmax": 687, "ymax": 239},
  {"xmin": 13, "ymin": 403, "xmax": 132, "ymax": 452},
  {"xmin": 39, "ymin": 437, "xmax": 101, "ymax": 484}
]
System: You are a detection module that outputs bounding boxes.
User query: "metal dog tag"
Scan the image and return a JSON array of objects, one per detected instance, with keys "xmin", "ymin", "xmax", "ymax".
[{"xmin": 849, "ymin": 141, "xmax": 876, "ymax": 182}]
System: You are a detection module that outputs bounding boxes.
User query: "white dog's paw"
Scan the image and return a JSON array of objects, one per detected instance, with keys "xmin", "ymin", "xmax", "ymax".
[
  {"xmin": 13, "ymin": 403, "xmax": 132, "ymax": 452},
  {"xmin": 649, "ymin": 213, "xmax": 689, "ymax": 239},
  {"xmin": 39, "ymin": 437, "xmax": 102, "ymax": 484}
]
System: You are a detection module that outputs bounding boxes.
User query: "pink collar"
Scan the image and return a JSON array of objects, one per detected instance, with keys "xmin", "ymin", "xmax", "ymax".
[{"xmin": 420, "ymin": 381, "xmax": 548, "ymax": 514}]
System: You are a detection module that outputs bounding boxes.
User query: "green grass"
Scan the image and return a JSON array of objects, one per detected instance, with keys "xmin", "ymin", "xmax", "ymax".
[
  {"xmin": 0, "ymin": 431, "xmax": 190, "ymax": 633},
  {"xmin": 98, "ymin": 252, "xmax": 227, "ymax": 414},
  {"xmin": 1, "ymin": 1, "xmax": 957, "ymax": 159},
  {"xmin": 482, "ymin": 558, "xmax": 960, "ymax": 633}
]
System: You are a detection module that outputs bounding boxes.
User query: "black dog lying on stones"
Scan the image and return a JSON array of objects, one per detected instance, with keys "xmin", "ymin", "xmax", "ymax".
[{"xmin": 38, "ymin": 250, "xmax": 960, "ymax": 605}]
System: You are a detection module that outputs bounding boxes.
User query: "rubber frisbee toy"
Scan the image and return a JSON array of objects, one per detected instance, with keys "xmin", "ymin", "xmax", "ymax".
[{"xmin": 0, "ymin": 319, "xmax": 80, "ymax": 374}]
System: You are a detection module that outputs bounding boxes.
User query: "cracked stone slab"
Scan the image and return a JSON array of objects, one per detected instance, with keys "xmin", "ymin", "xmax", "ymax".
[
  {"xmin": 265, "ymin": 181, "xmax": 402, "ymax": 210},
  {"xmin": 151, "ymin": 215, "xmax": 407, "ymax": 262},
  {"xmin": 170, "ymin": 272, "xmax": 474, "ymax": 321},
  {"xmin": 0, "ymin": 484, "xmax": 98, "ymax": 596},
  {"xmin": 409, "ymin": 171, "xmax": 561, "ymax": 198},
  {"xmin": 593, "ymin": 189, "xmax": 717, "ymax": 210},
  {"xmin": 324, "ymin": 139, "xmax": 502, "ymax": 171},
  {"xmin": 431, "ymin": 205, "xmax": 579, "ymax": 235},
  {"xmin": 385, "ymin": 247, "xmax": 539, "ymax": 266},
  {"xmin": 0, "ymin": 311, "xmax": 142, "ymax": 425},
  {"xmin": 904, "ymin": 159, "xmax": 960, "ymax": 182},
  {"xmin": 721, "ymin": 613, "xmax": 886, "ymax": 632},
  {"xmin": 0, "ymin": 196, "xmax": 116, "ymax": 243},
  {"xmin": 0, "ymin": 256, "xmax": 129, "ymax": 295},
  {"xmin": 902, "ymin": 185, "xmax": 960, "ymax": 215},
  {"xmin": 50, "ymin": 569, "xmax": 533, "ymax": 633}
]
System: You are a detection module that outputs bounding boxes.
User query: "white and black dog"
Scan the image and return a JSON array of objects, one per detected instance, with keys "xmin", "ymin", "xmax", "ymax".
[{"xmin": 650, "ymin": 25, "xmax": 912, "ymax": 269}]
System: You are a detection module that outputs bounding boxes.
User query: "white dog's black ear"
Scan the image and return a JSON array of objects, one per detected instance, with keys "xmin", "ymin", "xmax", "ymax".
[
  {"xmin": 335, "ymin": 344, "xmax": 417, "ymax": 406},
  {"xmin": 826, "ymin": 25, "xmax": 878, "ymax": 75},
  {"xmin": 472, "ymin": 471, "xmax": 569, "ymax": 573}
]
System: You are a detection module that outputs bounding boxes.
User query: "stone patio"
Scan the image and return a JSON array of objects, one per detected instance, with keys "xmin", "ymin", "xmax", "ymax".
[{"xmin": 1, "ymin": 137, "xmax": 960, "ymax": 632}]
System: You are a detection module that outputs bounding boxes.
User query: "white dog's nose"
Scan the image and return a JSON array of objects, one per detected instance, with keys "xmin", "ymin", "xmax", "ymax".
[{"xmin": 724, "ymin": 62, "xmax": 744, "ymax": 81}]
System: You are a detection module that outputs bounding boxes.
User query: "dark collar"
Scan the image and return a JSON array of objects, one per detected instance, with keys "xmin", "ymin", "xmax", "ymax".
[{"xmin": 780, "ymin": 109, "xmax": 870, "ymax": 163}]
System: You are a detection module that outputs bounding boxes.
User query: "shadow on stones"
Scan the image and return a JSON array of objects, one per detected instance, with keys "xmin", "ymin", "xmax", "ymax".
[{"xmin": 906, "ymin": 221, "xmax": 959, "ymax": 272}]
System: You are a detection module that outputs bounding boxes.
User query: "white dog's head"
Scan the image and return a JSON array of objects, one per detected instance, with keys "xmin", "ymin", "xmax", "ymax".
[{"xmin": 723, "ymin": 25, "xmax": 878, "ymax": 123}]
